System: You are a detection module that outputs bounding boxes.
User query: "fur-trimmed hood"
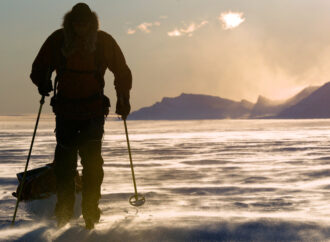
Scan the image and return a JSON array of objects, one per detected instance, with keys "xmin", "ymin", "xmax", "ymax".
[{"xmin": 61, "ymin": 8, "xmax": 99, "ymax": 57}]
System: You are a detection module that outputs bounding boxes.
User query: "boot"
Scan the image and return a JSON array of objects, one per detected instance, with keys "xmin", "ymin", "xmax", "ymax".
[
  {"xmin": 55, "ymin": 204, "xmax": 74, "ymax": 228},
  {"xmin": 83, "ymin": 206, "xmax": 101, "ymax": 230}
]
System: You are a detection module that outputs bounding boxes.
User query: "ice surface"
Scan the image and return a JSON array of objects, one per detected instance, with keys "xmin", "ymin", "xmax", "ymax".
[{"xmin": 1, "ymin": 117, "xmax": 330, "ymax": 241}]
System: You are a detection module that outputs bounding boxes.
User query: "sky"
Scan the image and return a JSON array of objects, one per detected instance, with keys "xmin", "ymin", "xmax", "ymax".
[{"xmin": 1, "ymin": 0, "xmax": 330, "ymax": 114}]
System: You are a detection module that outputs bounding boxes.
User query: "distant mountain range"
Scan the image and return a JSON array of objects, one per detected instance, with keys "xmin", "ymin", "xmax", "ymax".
[
  {"xmin": 277, "ymin": 82, "xmax": 330, "ymax": 118},
  {"xmin": 128, "ymin": 82, "xmax": 328, "ymax": 120}
]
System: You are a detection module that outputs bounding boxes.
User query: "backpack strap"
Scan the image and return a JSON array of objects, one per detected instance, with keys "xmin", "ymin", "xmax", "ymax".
[
  {"xmin": 94, "ymin": 39, "xmax": 110, "ymax": 116},
  {"xmin": 53, "ymin": 51, "xmax": 67, "ymax": 98},
  {"xmin": 94, "ymin": 39, "xmax": 106, "ymax": 92}
]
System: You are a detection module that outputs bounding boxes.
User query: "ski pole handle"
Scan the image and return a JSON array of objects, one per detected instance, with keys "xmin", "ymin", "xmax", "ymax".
[{"xmin": 40, "ymin": 95, "xmax": 45, "ymax": 104}]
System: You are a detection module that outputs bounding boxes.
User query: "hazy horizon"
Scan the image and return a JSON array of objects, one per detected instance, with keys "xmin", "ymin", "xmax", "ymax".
[{"xmin": 1, "ymin": 0, "xmax": 330, "ymax": 115}]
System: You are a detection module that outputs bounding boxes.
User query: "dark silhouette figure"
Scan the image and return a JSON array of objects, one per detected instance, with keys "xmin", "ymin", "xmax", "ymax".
[{"xmin": 30, "ymin": 3, "xmax": 132, "ymax": 229}]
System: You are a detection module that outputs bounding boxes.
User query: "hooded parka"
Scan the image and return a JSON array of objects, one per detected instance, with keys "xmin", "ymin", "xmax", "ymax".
[
  {"xmin": 29, "ymin": 3, "xmax": 132, "ymax": 229},
  {"xmin": 30, "ymin": 7, "xmax": 132, "ymax": 119}
]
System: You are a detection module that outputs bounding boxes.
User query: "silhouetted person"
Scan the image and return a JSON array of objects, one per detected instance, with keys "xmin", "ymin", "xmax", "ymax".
[{"xmin": 30, "ymin": 3, "xmax": 132, "ymax": 229}]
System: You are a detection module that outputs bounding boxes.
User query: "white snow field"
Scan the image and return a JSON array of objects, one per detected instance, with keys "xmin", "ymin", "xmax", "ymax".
[{"xmin": 1, "ymin": 116, "xmax": 330, "ymax": 241}]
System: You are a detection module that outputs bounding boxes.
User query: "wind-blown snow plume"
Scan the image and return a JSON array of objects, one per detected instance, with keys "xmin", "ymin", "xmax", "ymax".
[{"xmin": 2, "ymin": 119, "xmax": 330, "ymax": 241}]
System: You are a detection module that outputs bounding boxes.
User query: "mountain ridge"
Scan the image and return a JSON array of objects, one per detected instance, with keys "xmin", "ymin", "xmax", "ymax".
[
  {"xmin": 129, "ymin": 83, "xmax": 324, "ymax": 120},
  {"xmin": 276, "ymin": 82, "xmax": 330, "ymax": 118}
]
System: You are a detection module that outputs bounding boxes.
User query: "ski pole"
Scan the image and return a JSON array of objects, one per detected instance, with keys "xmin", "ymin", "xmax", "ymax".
[
  {"xmin": 123, "ymin": 119, "xmax": 145, "ymax": 207},
  {"xmin": 11, "ymin": 95, "xmax": 45, "ymax": 225}
]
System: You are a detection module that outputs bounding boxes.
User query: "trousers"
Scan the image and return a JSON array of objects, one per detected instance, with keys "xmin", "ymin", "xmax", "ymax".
[{"xmin": 54, "ymin": 116, "xmax": 104, "ymax": 222}]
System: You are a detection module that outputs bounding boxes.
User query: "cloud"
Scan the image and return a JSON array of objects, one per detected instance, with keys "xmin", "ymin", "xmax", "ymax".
[
  {"xmin": 128, "ymin": 21, "xmax": 161, "ymax": 34},
  {"xmin": 127, "ymin": 28, "xmax": 136, "ymax": 35},
  {"xmin": 168, "ymin": 20, "xmax": 208, "ymax": 37},
  {"xmin": 181, "ymin": 21, "xmax": 208, "ymax": 36},
  {"xmin": 159, "ymin": 15, "xmax": 168, "ymax": 19},
  {"xmin": 137, "ymin": 22, "xmax": 154, "ymax": 33},
  {"xmin": 128, "ymin": 19, "xmax": 208, "ymax": 37}
]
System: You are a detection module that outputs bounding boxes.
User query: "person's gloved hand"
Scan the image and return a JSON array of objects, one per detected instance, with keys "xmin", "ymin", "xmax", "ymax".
[
  {"xmin": 116, "ymin": 93, "xmax": 131, "ymax": 120},
  {"xmin": 38, "ymin": 80, "xmax": 53, "ymax": 96}
]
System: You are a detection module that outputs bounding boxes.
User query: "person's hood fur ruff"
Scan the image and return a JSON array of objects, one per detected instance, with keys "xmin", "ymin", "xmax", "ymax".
[{"xmin": 61, "ymin": 9, "xmax": 99, "ymax": 57}]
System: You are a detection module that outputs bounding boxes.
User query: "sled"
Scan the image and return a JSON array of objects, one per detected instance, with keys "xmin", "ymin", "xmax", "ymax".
[{"xmin": 12, "ymin": 163, "xmax": 82, "ymax": 201}]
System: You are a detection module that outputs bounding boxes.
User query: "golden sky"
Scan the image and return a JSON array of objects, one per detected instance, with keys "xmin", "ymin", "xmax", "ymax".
[{"xmin": 1, "ymin": 0, "xmax": 330, "ymax": 114}]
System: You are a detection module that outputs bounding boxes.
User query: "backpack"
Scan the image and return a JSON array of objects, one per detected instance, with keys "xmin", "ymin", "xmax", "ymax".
[{"xmin": 51, "ymin": 38, "xmax": 110, "ymax": 119}]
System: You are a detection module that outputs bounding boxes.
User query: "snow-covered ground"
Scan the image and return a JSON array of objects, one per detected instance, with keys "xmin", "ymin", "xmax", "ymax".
[{"xmin": 1, "ymin": 116, "xmax": 330, "ymax": 241}]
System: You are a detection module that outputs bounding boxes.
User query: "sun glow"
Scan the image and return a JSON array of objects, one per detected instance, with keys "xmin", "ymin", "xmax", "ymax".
[
  {"xmin": 168, "ymin": 29, "xmax": 182, "ymax": 37},
  {"xmin": 220, "ymin": 12, "xmax": 245, "ymax": 30}
]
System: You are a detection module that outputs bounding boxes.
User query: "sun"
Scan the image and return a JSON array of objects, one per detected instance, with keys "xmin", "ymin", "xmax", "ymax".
[{"xmin": 220, "ymin": 12, "xmax": 245, "ymax": 30}]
